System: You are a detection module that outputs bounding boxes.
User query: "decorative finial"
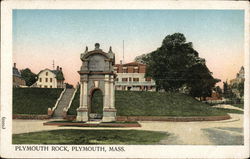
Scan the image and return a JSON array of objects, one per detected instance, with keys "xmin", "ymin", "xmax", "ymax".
[
  {"xmin": 84, "ymin": 46, "xmax": 88, "ymax": 53},
  {"xmin": 95, "ymin": 43, "xmax": 100, "ymax": 50},
  {"xmin": 108, "ymin": 46, "xmax": 113, "ymax": 53}
]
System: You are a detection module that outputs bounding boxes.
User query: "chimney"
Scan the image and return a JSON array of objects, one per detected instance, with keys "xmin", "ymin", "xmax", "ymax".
[
  {"xmin": 14, "ymin": 63, "xmax": 16, "ymax": 68},
  {"xmin": 57, "ymin": 66, "xmax": 59, "ymax": 70},
  {"xmin": 60, "ymin": 67, "xmax": 62, "ymax": 71}
]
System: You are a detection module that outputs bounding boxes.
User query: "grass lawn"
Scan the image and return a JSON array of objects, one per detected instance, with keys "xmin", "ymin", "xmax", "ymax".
[
  {"xmin": 12, "ymin": 129, "xmax": 168, "ymax": 144},
  {"xmin": 68, "ymin": 90, "xmax": 227, "ymax": 117},
  {"xmin": 13, "ymin": 88, "xmax": 63, "ymax": 115}
]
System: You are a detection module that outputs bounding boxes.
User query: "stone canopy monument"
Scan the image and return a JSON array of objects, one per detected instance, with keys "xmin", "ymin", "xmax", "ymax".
[{"xmin": 76, "ymin": 43, "xmax": 117, "ymax": 122}]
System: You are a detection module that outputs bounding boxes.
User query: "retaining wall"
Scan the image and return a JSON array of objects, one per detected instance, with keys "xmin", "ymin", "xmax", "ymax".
[
  {"xmin": 64, "ymin": 114, "xmax": 231, "ymax": 122},
  {"xmin": 13, "ymin": 114, "xmax": 231, "ymax": 122}
]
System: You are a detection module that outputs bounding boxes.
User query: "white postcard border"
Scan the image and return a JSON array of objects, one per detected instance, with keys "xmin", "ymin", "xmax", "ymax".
[{"xmin": 1, "ymin": 0, "xmax": 249, "ymax": 158}]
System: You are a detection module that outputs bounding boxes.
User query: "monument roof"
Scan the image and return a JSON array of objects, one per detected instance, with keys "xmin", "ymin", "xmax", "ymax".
[{"xmin": 81, "ymin": 43, "xmax": 112, "ymax": 59}]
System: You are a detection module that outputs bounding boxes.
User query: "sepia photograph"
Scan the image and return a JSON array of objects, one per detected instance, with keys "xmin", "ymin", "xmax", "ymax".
[{"xmin": 1, "ymin": 0, "xmax": 249, "ymax": 158}]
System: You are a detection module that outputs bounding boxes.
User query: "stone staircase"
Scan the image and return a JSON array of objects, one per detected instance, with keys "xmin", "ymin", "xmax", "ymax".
[{"xmin": 53, "ymin": 88, "xmax": 75, "ymax": 118}]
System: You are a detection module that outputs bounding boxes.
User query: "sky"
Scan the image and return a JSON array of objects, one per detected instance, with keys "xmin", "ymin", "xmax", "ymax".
[{"xmin": 13, "ymin": 9, "xmax": 245, "ymax": 87}]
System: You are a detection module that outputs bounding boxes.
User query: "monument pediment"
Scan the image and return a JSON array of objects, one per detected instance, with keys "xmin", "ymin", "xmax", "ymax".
[
  {"xmin": 80, "ymin": 43, "xmax": 115, "ymax": 73},
  {"xmin": 82, "ymin": 50, "xmax": 109, "ymax": 60}
]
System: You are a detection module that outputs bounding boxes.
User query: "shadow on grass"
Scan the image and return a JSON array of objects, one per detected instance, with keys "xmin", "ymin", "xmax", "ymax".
[{"xmin": 202, "ymin": 127, "xmax": 243, "ymax": 145}]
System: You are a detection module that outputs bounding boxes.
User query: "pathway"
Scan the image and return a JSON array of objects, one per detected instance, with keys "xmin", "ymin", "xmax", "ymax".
[
  {"xmin": 53, "ymin": 88, "xmax": 75, "ymax": 118},
  {"xmin": 212, "ymin": 104, "xmax": 244, "ymax": 111},
  {"xmin": 12, "ymin": 105, "xmax": 244, "ymax": 145}
]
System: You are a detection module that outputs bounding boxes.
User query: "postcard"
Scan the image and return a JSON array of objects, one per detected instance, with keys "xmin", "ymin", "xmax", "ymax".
[{"xmin": 1, "ymin": 0, "xmax": 249, "ymax": 158}]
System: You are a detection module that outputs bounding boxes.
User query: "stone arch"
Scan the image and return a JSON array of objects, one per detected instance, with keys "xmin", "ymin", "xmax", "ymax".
[
  {"xmin": 76, "ymin": 43, "xmax": 117, "ymax": 122},
  {"xmin": 88, "ymin": 87, "xmax": 104, "ymax": 119}
]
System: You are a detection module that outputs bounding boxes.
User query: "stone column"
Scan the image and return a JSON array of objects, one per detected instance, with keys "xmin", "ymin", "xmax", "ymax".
[
  {"xmin": 79, "ymin": 82, "xmax": 83, "ymax": 107},
  {"xmin": 103, "ymin": 75, "xmax": 110, "ymax": 109},
  {"xmin": 76, "ymin": 80, "xmax": 88, "ymax": 122},
  {"xmin": 103, "ymin": 74, "xmax": 116, "ymax": 122},
  {"xmin": 82, "ymin": 81, "xmax": 88, "ymax": 108},
  {"xmin": 110, "ymin": 75, "xmax": 115, "ymax": 109}
]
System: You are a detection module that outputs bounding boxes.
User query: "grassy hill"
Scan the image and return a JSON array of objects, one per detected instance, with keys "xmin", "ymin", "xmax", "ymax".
[
  {"xmin": 68, "ymin": 90, "xmax": 227, "ymax": 117},
  {"xmin": 13, "ymin": 88, "xmax": 63, "ymax": 115}
]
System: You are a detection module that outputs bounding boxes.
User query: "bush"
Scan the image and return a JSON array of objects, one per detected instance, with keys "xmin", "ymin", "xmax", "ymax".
[{"xmin": 13, "ymin": 88, "xmax": 63, "ymax": 115}]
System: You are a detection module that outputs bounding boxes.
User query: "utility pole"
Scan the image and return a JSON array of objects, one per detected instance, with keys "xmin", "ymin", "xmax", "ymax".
[
  {"xmin": 52, "ymin": 60, "xmax": 55, "ymax": 70},
  {"xmin": 123, "ymin": 40, "xmax": 124, "ymax": 64}
]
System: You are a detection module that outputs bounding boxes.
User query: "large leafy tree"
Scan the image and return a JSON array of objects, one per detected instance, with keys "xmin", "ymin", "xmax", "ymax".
[
  {"xmin": 20, "ymin": 68, "xmax": 37, "ymax": 86},
  {"xmin": 135, "ymin": 33, "xmax": 219, "ymax": 98},
  {"xmin": 185, "ymin": 63, "xmax": 220, "ymax": 99}
]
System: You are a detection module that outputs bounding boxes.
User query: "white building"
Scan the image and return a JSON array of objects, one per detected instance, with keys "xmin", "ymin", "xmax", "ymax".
[
  {"xmin": 35, "ymin": 66, "xmax": 65, "ymax": 88},
  {"xmin": 114, "ymin": 62, "xmax": 156, "ymax": 91}
]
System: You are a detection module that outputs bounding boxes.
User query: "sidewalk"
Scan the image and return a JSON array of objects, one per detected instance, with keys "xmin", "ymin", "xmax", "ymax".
[{"xmin": 212, "ymin": 104, "xmax": 244, "ymax": 111}]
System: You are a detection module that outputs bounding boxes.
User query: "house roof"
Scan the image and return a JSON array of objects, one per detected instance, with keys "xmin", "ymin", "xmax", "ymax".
[
  {"xmin": 38, "ymin": 69, "xmax": 65, "ymax": 81},
  {"xmin": 13, "ymin": 67, "xmax": 21, "ymax": 77},
  {"xmin": 115, "ymin": 61, "xmax": 146, "ymax": 67},
  {"xmin": 51, "ymin": 70, "xmax": 65, "ymax": 81}
]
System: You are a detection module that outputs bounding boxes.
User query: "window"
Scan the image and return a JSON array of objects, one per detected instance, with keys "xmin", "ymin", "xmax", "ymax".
[
  {"xmin": 115, "ymin": 78, "xmax": 119, "ymax": 81},
  {"xmin": 39, "ymin": 78, "xmax": 42, "ymax": 82},
  {"xmin": 133, "ymin": 78, "xmax": 139, "ymax": 82},
  {"xmin": 123, "ymin": 69, "xmax": 127, "ymax": 73},
  {"xmin": 50, "ymin": 78, "xmax": 52, "ymax": 82},
  {"xmin": 122, "ymin": 67, "xmax": 128, "ymax": 73},
  {"xmin": 122, "ymin": 78, "xmax": 128, "ymax": 82},
  {"xmin": 46, "ymin": 72, "xmax": 48, "ymax": 76},
  {"xmin": 44, "ymin": 85, "xmax": 47, "ymax": 88},
  {"xmin": 45, "ymin": 78, "xmax": 48, "ymax": 82},
  {"xmin": 133, "ymin": 67, "xmax": 139, "ymax": 73},
  {"xmin": 129, "ymin": 77, "xmax": 132, "ymax": 81},
  {"xmin": 50, "ymin": 86, "xmax": 52, "ymax": 88}
]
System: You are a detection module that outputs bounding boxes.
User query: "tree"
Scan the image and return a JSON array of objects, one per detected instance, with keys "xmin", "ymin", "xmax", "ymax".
[
  {"xmin": 134, "ymin": 54, "xmax": 150, "ymax": 64},
  {"xmin": 238, "ymin": 81, "xmax": 244, "ymax": 97},
  {"xmin": 135, "ymin": 33, "xmax": 219, "ymax": 97},
  {"xmin": 223, "ymin": 81, "xmax": 229, "ymax": 95},
  {"xmin": 185, "ymin": 63, "xmax": 220, "ymax": 99},
  {"xmin": 230, "ymin": 81, "xmax": 244, "ymax": 99},
  {"xmin": 223, "ymin": 81, "xmax": 235, "ymax": 99},
  {"xmin": 214, "ymin": 86, "xmax": 223, "ymax": 95},
  {"xmin": 20, "ymin": 68, "xmax": 37, "ymax": 86}
]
